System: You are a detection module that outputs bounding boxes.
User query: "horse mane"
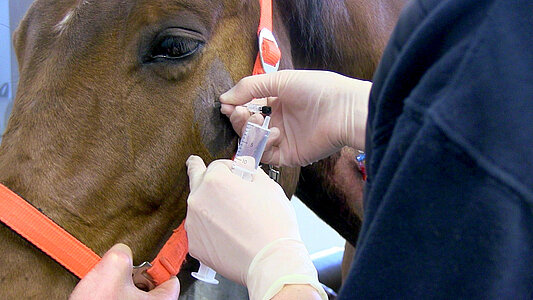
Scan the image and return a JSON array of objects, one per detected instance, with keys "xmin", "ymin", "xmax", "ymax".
[{"xmin": 278, "ymin": 0, "xmax": 350, "ymax": 69}]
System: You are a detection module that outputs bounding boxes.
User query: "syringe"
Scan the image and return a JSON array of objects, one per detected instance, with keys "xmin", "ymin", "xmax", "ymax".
[
  {"xmin": 244, "ymin": 103, "xmax": 272, "ymax": 115},
  {"xmin": 191, "ymin": 261, "xmax": 219, "ymax": 284},
  {"xmin": 191, "ymin": 113, "xmax": 271, "ymax": 285},
  {"xmin": 232, "ymin": 116, "xmax": 271, "ymax": 180}
]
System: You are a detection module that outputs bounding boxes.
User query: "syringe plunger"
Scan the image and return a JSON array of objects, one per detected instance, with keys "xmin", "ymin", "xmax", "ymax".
[{"xmin": 191, "ymin": 261, "xmax": 219, "ymax": 284}]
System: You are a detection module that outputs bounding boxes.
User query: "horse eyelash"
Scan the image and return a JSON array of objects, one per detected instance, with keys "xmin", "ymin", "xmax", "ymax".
[{"xmin": 151, "ymin": 36, "xmax": 202, "ymax": 60}]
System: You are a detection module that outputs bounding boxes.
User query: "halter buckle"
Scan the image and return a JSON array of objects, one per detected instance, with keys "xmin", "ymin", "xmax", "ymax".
[
  {"xmin": 258, "ymin": 28, "xmax": 281, "ymax": 74},
  {"xmin": 132, "ymin": 261, "xmax": 156, "ymax": 291}
]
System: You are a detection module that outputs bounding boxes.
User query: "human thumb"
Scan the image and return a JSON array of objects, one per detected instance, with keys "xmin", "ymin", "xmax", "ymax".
[
  {"xmin": 186, "ymin": 155, "xmax": 207, "ymax": 193},
  {"xmin": 147, "ymin": 276, "xmax": 180, "ymax": 299},
  {"xmin": 220, "ymin": 73, "xmax": 279, "ymax": 106},
  {"xmin": 90, "ymin": 243, "xmax": 134, "ymax": 286}
]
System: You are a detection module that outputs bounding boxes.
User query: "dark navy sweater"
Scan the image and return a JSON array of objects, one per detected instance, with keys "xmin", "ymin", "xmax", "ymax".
[{"xmin": 340, "ymin": 0, "xmax": 532, "ymax": 298}]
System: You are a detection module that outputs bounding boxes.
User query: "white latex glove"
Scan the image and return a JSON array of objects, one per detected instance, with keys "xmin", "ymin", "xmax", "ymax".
[
  {"xmin": 185, "ymin": 155, "xmax": 326, "ymax": 300},
  {"xmin": 220, "ymin": 70, "xmax": 371, "ymax": 167}
]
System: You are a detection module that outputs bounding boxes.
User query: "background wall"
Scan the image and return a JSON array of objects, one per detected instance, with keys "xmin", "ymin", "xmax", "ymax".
[{"xmin": 0, "ymin": 0, "xmax": 34, "ymax": 143}]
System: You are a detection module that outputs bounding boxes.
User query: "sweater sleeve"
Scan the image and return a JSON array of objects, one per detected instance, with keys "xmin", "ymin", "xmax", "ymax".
[{"xmin": 342, "ymin": 0, "xmax": 533, "ymax": 298}]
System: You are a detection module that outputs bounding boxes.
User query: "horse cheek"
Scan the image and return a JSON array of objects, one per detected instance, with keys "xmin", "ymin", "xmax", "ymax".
[{"xmin": 192, "ymin": 59, "xmax": 237, "ymax": 160}]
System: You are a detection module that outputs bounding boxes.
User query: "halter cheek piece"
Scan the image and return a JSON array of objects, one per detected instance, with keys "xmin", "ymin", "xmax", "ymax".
[{"xmin": 252, "ymin": 0, "xmax": 282, "ymax": 182}]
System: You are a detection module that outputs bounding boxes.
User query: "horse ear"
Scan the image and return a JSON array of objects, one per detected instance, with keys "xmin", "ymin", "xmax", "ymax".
[
  {"xmin": 12, "ymin": 2, "xmax": 37, "ymax": 68},
  {"xmin": 12, "ymin": 22, "xmax": 27, "ymax": 67}
]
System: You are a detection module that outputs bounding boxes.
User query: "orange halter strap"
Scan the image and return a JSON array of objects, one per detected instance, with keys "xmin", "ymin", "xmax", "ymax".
[
  {"xmin": 253, "ymin": 0, "xmax": 281, "ymax": 75},
  {"xmin": 0, "ymin": 182, "xmax": 187, "ymax": 288},
  {"xmin": 0, "ymin": 183, "xmax": 100, "ymax": 279},
  {"xmin": 0, "ymin": 0, "xmax": 280, "ymax": 289}
]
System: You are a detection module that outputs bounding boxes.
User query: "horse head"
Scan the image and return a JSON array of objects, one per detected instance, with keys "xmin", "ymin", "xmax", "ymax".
[{"xmin": 0, "ymin": 0, "xmax": 298, "ymax": 297}]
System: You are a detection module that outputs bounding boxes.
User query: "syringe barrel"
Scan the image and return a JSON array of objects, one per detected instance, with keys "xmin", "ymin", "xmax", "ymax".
[
  {"xmin": 235, "ymin": 117, "xmax": 271, "ymax": 170},
  {"xmin": 232, "ymin": 163, "xmax": 254, "ymax": 181}
]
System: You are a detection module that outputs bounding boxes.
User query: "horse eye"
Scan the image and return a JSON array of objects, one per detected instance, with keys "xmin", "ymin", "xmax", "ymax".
[{"xmin": 147, "ymin": 36, "xmax": 203, "ymax": 61}]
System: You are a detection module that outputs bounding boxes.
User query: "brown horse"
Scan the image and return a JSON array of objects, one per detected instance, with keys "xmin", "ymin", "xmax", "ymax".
[{"xmin": 0, "ymin": 0, "xmax": 405, "ymax": 298}]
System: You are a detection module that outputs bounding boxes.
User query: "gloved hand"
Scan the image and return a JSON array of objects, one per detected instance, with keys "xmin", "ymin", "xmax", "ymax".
[
  {"xmin": 220, "ymin": 70, "xmax": 371, "ymax": 167},
  {"xmin": 70, "ymin": 244, "xmax": 180, "ymax": 300},
  {"xmin": 185, "ymin": 155, "xmax": 326, "ymax": 300}
]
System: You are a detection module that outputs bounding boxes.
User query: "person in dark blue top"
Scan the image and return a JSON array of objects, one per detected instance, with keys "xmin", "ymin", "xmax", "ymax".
[
  {"xmin": 347, "ymin": 0, "xmax": 533, "ymax": 298},
  {"xmin": 73, "ymin": 0, "xmax": 532, "ymax": 298}
]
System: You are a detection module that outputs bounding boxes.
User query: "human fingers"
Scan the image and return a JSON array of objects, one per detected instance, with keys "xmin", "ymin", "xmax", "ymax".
[
  {"xmin": 204, "ymin": 159, "xmax": 234, "ymax": 175},
  {"xmin": 220, "ymin": 73, "xmax": 280, "ymax": 106},
  {"xmin": 261, "ymin": 127, "xmax": 281, "ymax": 164},
  {"xmin": 247, "ymin": 113, "xmax": 264, "ymax": 126},
  {"xmin": 186, "ymin": 155, "xmax": 207, "ymax": 193},
  {"xmin": 229, "ymin": 106, "xmax": 250, "ymax": 137},
  {"xmin": 221, "ymin": 97, "xmax": 270, "ymax": 117},
  {"xmin": 98, "ymin": 243, "xmax": 133, "ymax": 284},
  {"xmin": 188, "ymin": 158, "xmax": 235, "ymax": 191},
  {"xmin": 220, "ymin": 103, "xmax": 235, "ymax": 116},
  {"xmin": 69, "ymin": 244, "xmax": 135, "ymax": 300},
  {"xmin": 147, "ymin": 276, "xmax": 180, "ymax": 300}
]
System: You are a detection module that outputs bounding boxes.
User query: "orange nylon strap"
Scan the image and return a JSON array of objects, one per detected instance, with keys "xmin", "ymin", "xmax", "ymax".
[
  {"xmin": 146, "ymin": 221, "xmax": 188, "ymax": 285},
  {"xmin": 0, "ymin": 180, "xmax": 188, "ymax": 286},
  {"xmin": 261, "ymin": 39, "xmax": 281, "ymax": 66},
  {"xmin": 257, "ymin": 0, "xmax": 273, "ymax": 33},
  {"xmin": 252, "ymin": 53, "xmax": 264, "ymax": 75},
  {"xmin": 0, "ymin": 183, "xmax": 101, "ymax": 279},
  {"xmin": 252, "ymin": 55, "xmax": 265, "ymax": 75},
  {"xmin": 253, "ymin": 0, "xmax": 280, "ymax": 75}
]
